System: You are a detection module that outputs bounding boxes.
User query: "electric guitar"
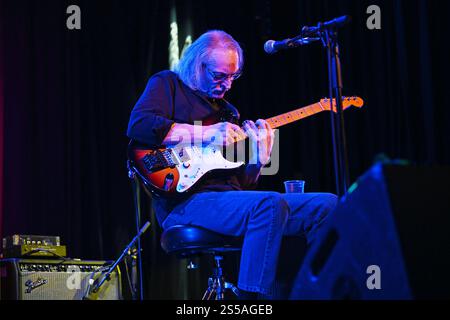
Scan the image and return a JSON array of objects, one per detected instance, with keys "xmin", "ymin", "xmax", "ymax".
[{"xmin": 128, "ymin": 96, "xmax": 364, "ymax": 195}]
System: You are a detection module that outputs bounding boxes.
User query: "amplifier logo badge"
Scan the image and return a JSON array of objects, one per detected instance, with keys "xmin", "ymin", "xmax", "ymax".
[
  {"xmin": 25, "ymin": 278, "xmax": 48, "ymax": 293},
  {"xmin": 66, "ymin": 266, "xmax": 81, "ymax": 290}
]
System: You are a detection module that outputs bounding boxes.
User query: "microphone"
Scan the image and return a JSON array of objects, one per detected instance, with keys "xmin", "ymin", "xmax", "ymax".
[
  {"xmin": 264, "ymin": 15, "xmax": 351, "ymax": 55},
  {"xmin": 323, "ymin": 15, "xmax": 351, "ymax": 29},
  {"xmin": 301, "ymin": 15, "xmax": 352, "ymax": 36},
  {"xmin": 264, "ymin": 37, "xmax": 319, "ymax": 54}
]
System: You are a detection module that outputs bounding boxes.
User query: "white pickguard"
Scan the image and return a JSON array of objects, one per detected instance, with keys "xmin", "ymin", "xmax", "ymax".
[{"xmin": 172, "ymin": 145, "xmax": 244, "ymax": 192}]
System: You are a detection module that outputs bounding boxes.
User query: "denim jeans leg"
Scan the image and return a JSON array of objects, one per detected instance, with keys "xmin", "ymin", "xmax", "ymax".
[
  {"xmin": 282, "ymin": 193, "xmax": 338, "ymax": 241},
  {"xmin": 259, "ymin": 192, "xmax": 338, "ymax": 299},
  {"xmin": 281, "ymin": 192, "xmax": 338, "ymax": 299}
]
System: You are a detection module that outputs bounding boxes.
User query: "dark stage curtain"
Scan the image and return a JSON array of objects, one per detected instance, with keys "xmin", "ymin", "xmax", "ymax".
[
  {"xmin": 0, "ymin": 3, "xmax": 4, "ymax": 244},
  {"xmin": 1, "ymin": 0, "xmax": 449, "ymax": 299}
]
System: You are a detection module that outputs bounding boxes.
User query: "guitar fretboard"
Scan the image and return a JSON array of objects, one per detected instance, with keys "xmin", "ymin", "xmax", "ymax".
[{"xmin": 265, "ymin": 102, "xmax": 325, "ymax": 129}]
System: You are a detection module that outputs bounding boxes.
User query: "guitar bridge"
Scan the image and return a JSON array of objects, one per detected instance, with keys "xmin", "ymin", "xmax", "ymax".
[{"xmin": 142, "ymin": 149, "xmax": 177, "ymax": 172}]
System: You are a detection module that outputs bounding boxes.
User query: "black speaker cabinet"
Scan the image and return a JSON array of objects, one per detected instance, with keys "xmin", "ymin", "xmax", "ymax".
[
  {"xmin": 292, "ymin": 163, "xmax": 450, "ymax": 300},
  {"xmin": 0, "ymin": 258, "xmax": 122, "ymax": 300}
]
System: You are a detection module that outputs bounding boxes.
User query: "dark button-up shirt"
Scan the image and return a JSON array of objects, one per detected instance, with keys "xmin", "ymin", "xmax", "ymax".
[{"xmin": 127, "ymin": 70, "xmax": 246, "ymax": 225}]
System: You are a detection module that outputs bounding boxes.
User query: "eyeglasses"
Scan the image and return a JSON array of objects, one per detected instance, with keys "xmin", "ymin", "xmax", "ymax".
[{"xmin": 206, "ymin": 67, "xmax": 242, "ymax": 82}]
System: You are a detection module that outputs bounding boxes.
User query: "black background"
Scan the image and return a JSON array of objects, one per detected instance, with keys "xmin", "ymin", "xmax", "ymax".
[{"xmin": 1, "ymin": 0, "xmax": 449, "ymax": 299}]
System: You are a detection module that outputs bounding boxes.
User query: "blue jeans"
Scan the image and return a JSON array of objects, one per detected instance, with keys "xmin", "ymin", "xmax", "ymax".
[{"xmin": 162, "ymin": 191, "xmax": 338, "ymax": 297}]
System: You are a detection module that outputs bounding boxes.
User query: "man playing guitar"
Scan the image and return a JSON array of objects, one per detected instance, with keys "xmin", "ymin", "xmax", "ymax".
[{"xmin": 127, "ymin": 30, "xmax": 338, "ymax": 299}]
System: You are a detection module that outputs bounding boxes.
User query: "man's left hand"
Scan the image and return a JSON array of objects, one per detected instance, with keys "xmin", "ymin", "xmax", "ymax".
[{"xmin": 243, "ymin": 119, "xmax": 275, "ymax": 166}]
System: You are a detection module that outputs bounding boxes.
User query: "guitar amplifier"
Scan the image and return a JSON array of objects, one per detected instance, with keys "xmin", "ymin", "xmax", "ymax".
[{"xmin": 0, "ymin": 258, "xmax": 122, "ymax": 300}]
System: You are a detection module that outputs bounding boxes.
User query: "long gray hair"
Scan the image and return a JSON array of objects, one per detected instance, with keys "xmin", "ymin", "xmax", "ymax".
[{"xmin": 174, "ymin": 30, "xmax": 244, "ymax": 91}]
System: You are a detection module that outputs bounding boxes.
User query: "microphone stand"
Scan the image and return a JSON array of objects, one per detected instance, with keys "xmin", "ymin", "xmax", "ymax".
[
  {"xmin": 84, "ymin": 221, "xmax": 151, "ymax": 300},
  {"xmin": 300, "ymin": 17, "xmax": 351, "ymax": 196},
  {"xmin": 128, "ymin": 161, "xmax": 145, "ymax": 300},
  {"xmin": 326, "ymin": 29, "xmax": 350, "ymax": 196}
]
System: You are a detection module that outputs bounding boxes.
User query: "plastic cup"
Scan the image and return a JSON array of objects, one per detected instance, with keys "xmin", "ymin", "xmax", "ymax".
[{"xmin": 284, "ymin": 180, "xmax": 305, "ymax": 193}]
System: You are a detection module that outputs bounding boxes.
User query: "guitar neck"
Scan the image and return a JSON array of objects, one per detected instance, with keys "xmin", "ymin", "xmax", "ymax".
[{"xmin": 265, "ymin": 102, "xmax": 326, "ymax": 129}]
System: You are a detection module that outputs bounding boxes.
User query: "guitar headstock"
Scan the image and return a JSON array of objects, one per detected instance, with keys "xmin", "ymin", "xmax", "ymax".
[{"xmin": 320, "ymin": 96, "xmax": 364, "ymax": 112}]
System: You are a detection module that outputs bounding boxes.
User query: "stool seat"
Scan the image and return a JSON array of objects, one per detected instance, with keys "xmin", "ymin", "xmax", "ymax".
[{"xmin": 161, "ymin": 225, "xmax": 242, "ymax": 257}]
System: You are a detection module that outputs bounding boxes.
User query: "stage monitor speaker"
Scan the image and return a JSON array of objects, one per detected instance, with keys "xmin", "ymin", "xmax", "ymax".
[
  {"xmin": 292, "ymin": 163, "xmax": 450, "ymax": 299},
  {"xmin": 0, "ymin": 258, "xmax": 122, "ymax": 300}
]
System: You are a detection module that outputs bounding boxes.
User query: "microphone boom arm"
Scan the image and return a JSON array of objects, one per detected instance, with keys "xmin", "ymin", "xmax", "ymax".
[{"xmin": 85, "ymin": 221, "xmax": 151, "ymax": 298}]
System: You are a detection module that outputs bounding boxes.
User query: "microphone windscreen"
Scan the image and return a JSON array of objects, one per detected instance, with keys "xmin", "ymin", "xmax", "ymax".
[{"xmin": 264, "ymin": 40, "xmax": 275, "ymax": 54}]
